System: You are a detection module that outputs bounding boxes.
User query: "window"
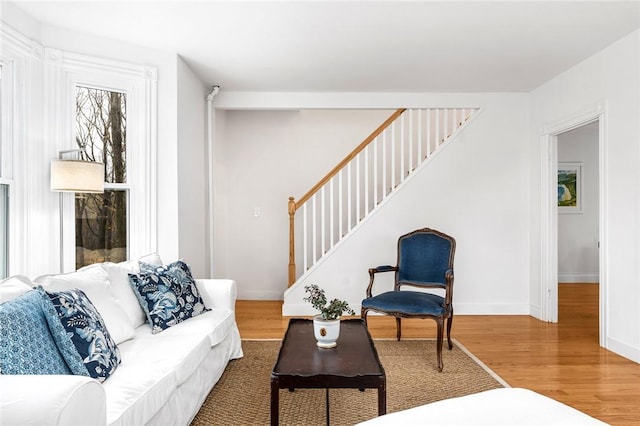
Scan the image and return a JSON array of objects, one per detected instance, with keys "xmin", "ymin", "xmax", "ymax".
[
  {"xmin": 74, "ymin": 86, "xmax": 128, "ymax": 269},
  {"xmin": 52, "ymin": 49, "xmax": 156, "ymax": 272}
]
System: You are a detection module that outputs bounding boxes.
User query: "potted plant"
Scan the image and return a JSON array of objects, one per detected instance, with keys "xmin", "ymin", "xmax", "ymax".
[{"xmin": 304, "ymin": 284, "xmax": 355, "ymax": 348}]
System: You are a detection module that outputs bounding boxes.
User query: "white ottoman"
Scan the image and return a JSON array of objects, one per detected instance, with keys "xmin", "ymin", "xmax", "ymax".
[{"xmin": 357, "ymin": 388, "xmax": 607, "ymax": 425}]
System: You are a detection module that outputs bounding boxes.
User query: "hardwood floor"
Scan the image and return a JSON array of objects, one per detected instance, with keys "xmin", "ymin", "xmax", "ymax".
[{"xmin": 235, "ymin": 284, "xmax": 640, "ymax": 425}]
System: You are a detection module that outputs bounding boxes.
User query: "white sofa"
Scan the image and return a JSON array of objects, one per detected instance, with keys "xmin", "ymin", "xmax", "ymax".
[{"xmin": 0, "ymin": 257, "xmax": 243, "ymax": 426}]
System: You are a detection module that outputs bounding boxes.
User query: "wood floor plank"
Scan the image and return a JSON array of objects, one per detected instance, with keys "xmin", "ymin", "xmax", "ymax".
[{"xmin": 235, "ymin": 284, "xmax": 640, "ymax": 425}]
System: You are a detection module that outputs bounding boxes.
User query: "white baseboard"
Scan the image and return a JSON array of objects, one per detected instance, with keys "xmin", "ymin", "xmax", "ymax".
[
  {"xmin": 529, "ymin": 304, "xmax": 542, "ymax": 320},
  {"xmin": 558, "ymin": 273, "xmax": 599, "ymax": 283},
  {"xmin": 606, "ymin": 336, "xmax": 640, "ymax": 364},
  {"xmin": 238, "ymin": 290, "xmax": 284, "ymax": 300},
  {"xmin": 281, "ymin": 302, "xmax": 531, "ymax": 316},
  {"xmin": 452, "ymin": 303, "xmax": 530, "ymax": 315}
]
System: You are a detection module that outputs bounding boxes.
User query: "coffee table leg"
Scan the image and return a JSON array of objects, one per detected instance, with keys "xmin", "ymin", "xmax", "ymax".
[
  {"xmin": 270, "ymin": 380, "xmax": 279, "ymax": 425},
  {"xmin": 378, "ymin": 382, "xmax": 387, "ymax": 416},
  {"xmin": 325, "ymin": 388, "xmax": 330, "ymax": 426}
]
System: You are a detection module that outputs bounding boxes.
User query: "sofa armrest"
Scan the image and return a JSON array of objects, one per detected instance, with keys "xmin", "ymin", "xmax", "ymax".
[
  {"xmin": 0, "ymin": 375, "xmax": 106, "ymax": 426},
  {"xmin": 195, "ymin": 278, "xmax": 237, "ymax": 311}
]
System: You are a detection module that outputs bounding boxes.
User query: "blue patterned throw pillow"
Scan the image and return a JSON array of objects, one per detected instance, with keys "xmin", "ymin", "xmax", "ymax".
[
  {"xmin": 139, "ymin": 260, "xmax": 208, "ymax": 319},
  {"xmin": 38, "ymin": 287, "xmax": 121, "ymax": 382},
  {"xmin": 129, "ymin": 272, "xmax": 181, "ymax": 333},
  {"xmin": 0, "ymin": 290, "xmax": 71, "ymax": 375}
]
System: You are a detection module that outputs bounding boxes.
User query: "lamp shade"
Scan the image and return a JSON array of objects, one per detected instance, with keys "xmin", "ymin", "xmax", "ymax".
[{"xmin": 50, "ymin": 159, "xmax": 104, "ymax": 193}]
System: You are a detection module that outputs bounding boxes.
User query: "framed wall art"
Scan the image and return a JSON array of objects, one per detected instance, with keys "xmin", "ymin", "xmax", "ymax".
[{"xmin": 557, "ymin": 162, "xmax": 582, "ymax": 213}]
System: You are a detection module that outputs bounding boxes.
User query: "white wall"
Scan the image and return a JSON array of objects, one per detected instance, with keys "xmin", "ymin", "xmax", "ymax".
[
  {"xmin": 280, "ymin": 94, "xmax": 531, "ymax": 315},
  {"xmin": 530, "ymin": 30, "xmax": 640, "ymax": 362},
  {"xmin": 558, "ymin": 122, "xmax": 599, "ymax": 283},
  {"xmin": 211, "ymin": 108, "xmax": 228, "ymax": 278},
  {"xmin": 177, "ymin": 57, "xmax": 208, "ymax": 277},
  {"xmin": 214, "ymin": 109, "xmax": 393, "ymax": 299}
]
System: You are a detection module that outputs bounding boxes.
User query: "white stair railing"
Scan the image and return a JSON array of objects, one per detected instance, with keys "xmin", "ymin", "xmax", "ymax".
[{"xmin": 288, "ymin": 107, "xmax": 478, "ymax": 285}]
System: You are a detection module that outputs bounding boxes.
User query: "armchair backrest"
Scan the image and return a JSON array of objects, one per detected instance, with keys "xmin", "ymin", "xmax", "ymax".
[{"xmin": 396, "ymin": 228, "xmax": 456, "ymax": 288}]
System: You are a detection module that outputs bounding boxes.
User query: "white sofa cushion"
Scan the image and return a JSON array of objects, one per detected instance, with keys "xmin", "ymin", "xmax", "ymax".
[
  {"xmin": 105, "ymin": 333, "xmax": 210, "ymax": 425},
  {"xmin": 102, "ymin": 356, "xmax": 176, "ymax": 426},
  {"xmin": 0, "ymin": 275, "xmax": 33, "ymax": 303},
  {"xmin": 119, "ymin": 333, "xmax": 210, "ymax": 386},
  {"xmin": 134, "ymin": 307, "xmax": 236, "ymax": 347},
  {"xmin": 144, "ymin": 330, "xmax": 243, "ymax": 426},
  {"xmin": 34, "ymin": 265, "xmax": 135, "ymax": 345},
  {"xmin": 195, "ymin": 279, "xmax": 237, "ymax": 311}
]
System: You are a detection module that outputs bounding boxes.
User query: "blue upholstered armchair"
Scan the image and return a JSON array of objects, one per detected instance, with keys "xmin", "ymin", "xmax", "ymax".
[{"xmin": 361, "ymin": 228, "xmax": 456, "ymax": 372}]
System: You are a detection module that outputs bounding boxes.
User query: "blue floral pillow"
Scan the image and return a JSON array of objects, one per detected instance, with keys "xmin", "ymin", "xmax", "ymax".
[
  {"xmin": 0, "ymin": 290, "xmax": 71, "ymax": 375},
  {"xmin": 129, "ymin": 272, "xmax": 182, "ymax": 333},
  {"xmin": 38, "ymin": 287, "xmax": 121, "ymax": 382},
  {"xmin": 139, "ymin": 260, "xmax": 209, "ymax": 320}
]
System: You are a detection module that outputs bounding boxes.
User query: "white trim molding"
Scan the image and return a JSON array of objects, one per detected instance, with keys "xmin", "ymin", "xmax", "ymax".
[
  {"xmin": 539, "ymin": 103, "xmax": 608, "ymax": 348},
  {"xmin": 1, "ymin": 23, "xmax": 44, "ymax": 275},
  {"xmin": 205, "ymin": 86, "xmax": 220, "ymax": 278},
  {"xmin": 0, "ymin": 23, "xmax": 40, "ymax": 58}
]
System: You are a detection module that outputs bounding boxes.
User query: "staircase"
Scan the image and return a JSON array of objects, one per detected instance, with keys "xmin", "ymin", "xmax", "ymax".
[{"xmin": 287, "ymin": 107, "xmax": 479, "ymax": 287}]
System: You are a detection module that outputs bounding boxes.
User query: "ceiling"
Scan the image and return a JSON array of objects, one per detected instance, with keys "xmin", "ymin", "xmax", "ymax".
[{"xmin": 8, "ymin": 1, "xmax": 640, "ymax": 93}]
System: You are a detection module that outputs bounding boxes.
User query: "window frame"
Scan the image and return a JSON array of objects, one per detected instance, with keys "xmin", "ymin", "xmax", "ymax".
[
  {"xmin": 0, "ymin": 180, "xmax": 11, "ymax": 278},
  {"xmin": 48, "ymin": 49, "xmax": 157, "ymax": 272}
]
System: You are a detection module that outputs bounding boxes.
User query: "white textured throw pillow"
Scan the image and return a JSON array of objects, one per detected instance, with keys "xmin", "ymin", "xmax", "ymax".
[
  {"xmin": 138, "ymin": 252, "xmax": 163, "ymax": 267},
  {"xmin": 102, "ymin": 261, "xmax": 146, "ymax": 329},
  {"xmin": 0, "ymin": 275, "xmax": 34, "ymax": 303},
  {"xmin": 34, "ymin": 265, "xmax": 135, "ymax": 345},
  {"xmin": 101, "ymin": 253, "xmax": 164, "ymax": 329}
]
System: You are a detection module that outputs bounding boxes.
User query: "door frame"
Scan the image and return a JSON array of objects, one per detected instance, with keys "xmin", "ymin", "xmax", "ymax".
[{"xmin": 540, "ymin": 103, "xmax": 607, "ymax": 346}]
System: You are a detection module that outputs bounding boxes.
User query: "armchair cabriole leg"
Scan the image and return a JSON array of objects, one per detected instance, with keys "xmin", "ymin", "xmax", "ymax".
[
  {"xmin": 436, "ymin": 319, "xmax": 444, "ymax": 372},
  {"xmin": 395, "ymin": 317, "xmax": 402, "ymax": 341},
  {"xmin": 446, "ymin": 311, "xmax": 454, "ymax": 350}
]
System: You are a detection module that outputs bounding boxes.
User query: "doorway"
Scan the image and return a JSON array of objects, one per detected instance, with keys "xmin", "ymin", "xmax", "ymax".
[
  {"xmin": 539, "ymin": 105, "xmax": 607, "ymax": 347},
  {"xmin": 557, "ymin": 122, "xmax": 600, "ymax": 330}
]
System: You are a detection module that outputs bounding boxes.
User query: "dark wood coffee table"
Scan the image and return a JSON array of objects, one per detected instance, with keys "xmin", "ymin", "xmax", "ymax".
[{"xmin": 270, "ymin": 318, "xmax": 386, "ymax": 425}]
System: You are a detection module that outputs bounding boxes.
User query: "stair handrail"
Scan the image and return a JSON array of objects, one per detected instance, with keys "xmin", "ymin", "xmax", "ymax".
[{"xmin": 288, "ymin": 108, "xmax": 406, "ymax": 285}]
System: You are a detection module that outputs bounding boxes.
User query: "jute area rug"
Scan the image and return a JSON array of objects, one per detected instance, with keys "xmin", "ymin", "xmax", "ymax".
[{"xmin": 192, "ymin": 339, "xmax": 508, "ymax": 426}]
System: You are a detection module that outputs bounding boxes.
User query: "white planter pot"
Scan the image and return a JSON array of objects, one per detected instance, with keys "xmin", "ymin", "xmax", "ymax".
[{"xmin": 312, "ymin": 315, "xmax": 341, "ymax": 348}]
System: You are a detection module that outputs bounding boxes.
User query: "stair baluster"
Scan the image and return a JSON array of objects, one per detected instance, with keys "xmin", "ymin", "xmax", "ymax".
[{"xmin": 288, "ymin": 107, "xmax": 478, "ymax": 286}]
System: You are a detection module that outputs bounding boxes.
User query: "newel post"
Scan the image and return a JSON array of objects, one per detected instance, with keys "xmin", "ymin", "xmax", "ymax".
[{"xmin": 288, "ymin": 196, "xmax": 296, "ymax": 286}]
